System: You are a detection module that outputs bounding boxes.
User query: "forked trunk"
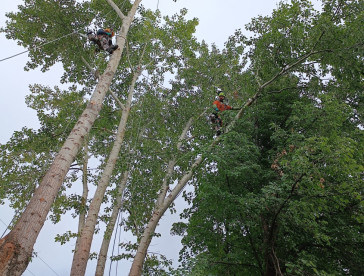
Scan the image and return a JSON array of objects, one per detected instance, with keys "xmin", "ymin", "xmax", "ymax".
[{"xmin": 129, "ymin": 118, "xmax": 202, "ymax": 276}]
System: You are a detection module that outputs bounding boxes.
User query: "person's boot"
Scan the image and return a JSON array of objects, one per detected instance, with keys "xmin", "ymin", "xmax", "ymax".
[
  {"xmin": 106, "ymin": 47, "xmax": 114, "ymax": 54},
  {"xmin": 106, "ymin": 45, "xmax": 118, "ymax": 54}
]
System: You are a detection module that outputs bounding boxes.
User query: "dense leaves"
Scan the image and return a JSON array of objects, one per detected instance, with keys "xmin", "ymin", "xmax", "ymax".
[{"xmin": 174, "ymin": 1, "xmax": 364, "ymax": 275}]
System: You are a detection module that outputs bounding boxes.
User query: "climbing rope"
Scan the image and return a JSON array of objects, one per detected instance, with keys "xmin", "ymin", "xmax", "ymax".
[
  {"xmin": 0, "ymin": 0, "xmax": 121, "ymax": 64},
  {"xmin": 0, "ymin": 30, "xmax": 82, "ymax": 63},
  {"xmin": 109, "ymin": 208, "xmax": 123, "ymax": 276}
]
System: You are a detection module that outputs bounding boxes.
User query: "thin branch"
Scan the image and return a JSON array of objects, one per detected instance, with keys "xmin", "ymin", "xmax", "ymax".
[
  {"xmin": 260, "ymin": 50, "xmax": 320, "ymax": 91},
  {"xmin": 255, "ymin": 69, "xmax": 263, "ymax": 87},
  {"xmin": 272, "ymin": 247, "xmax": 283, "ymax": 276},
  {"xmin": 246, "ymin": 228, "xmax": 264, "ymax": 274},
  {"xmin": 109, "ymin": 89, "xmax": 125, "ymax": 109},
  {"xmin": 176, "ymin": 117, "xmax": 194, "ymax": 151},
  {"xmin": 156, "ymin": 117, "xmax": 194, "ymax": 207},
  {"xmin": 126, "ymin": 207, "xmax": 141, "ymax": 238},
  {"xmin": 126, "ymin": 40, "xmax": 134, "ymax": 73},
  {"xmin": 269, "ymin": 174, "xmax": 305, "ymax": 241},
  {"xmin": 266, "ymin": 87, "xmax": 298, "ymax": 94},
  {"xmin": 105, "ymin": 0, "xmax": 126, "ymax": 21},
  {"xmin": 81, "ymin": 56, "xmax": 125, "ymax": 109},
  {"xmin": 81, "ymin": 56, "xmax": 100, "ymax": 79}
]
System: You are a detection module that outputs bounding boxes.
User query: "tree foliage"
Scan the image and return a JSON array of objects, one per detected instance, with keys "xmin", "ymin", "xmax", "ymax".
[
  {"xmin": 174, "ymin": 1, "xmax": 364, "ymax": 275},
  {"xmin": 0, "ymin": 0, "xmax": 363, "ymax": 275}
]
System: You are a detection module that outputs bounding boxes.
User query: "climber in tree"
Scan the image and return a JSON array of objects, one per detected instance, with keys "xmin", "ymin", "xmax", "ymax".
[
  {"xmin": 211, "ymin": 91, "xmax": 238, "ymax": 135},
  {"xmin": 87, "ymin": 28, "xmax": 118, "ymax": 54}
]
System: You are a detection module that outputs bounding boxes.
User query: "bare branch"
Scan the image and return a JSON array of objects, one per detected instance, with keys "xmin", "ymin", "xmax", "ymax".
[
  {"xmin": 126, "ymin": 40, "xmax": 134, "ymax": 72},
  {"xmin": 156, "ymin": 117, "xmax": 194, "ymax": 207},
  {"xmin": 255, "ymin": 69, "xmax": 262, "ymax": 87},
  {"xmin": 176, "ymin": 117, "xmax": 194, "ymax": 151},
  {"xmin": 272, "ymin": 247, "xmax": 284, "ymax": 276},
  {"xmin": 81, "ymin": 56, "xmax": 125, "ymax": 109},
  {"xmin": 81, "ymin": 56, "xmax": 100, "ymax": 79},
  {"xmin": 266, "ymin": 87, "xmax": 297, "ymax": 94},
  {"xmin": 105, "ymin": 0, "xmax": 126, "ymax": 20},
  {"xmin": 109, "ymin": 89, "xmax": 126, "ymax": 109}
]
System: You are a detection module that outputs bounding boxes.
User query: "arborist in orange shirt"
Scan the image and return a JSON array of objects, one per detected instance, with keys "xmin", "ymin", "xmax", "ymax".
[
  {"xmin": 211, "ymin": 91, "xmax": 237, "ymax": 135},
  {"xmin": 211, "ymin": 91, "xmax": 231, "ymax": 135}
]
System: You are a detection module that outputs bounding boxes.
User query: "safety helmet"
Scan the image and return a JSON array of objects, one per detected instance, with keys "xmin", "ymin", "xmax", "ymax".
[{"xmin": 218, "ymin": 92, "xmax": 225, "ymax": 97}]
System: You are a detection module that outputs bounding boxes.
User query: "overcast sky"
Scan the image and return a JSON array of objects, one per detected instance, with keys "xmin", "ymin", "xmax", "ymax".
[{"xmin": 0, "ymin": 1, "xmax": 321, "ymax": 275}]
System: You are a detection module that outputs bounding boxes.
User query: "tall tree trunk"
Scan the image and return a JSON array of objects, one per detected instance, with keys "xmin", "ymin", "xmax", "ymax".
[
  {"xmin": 70, "ymin": 66, "xmax": 142, "ymax": 276},
  {"xmin": 95, "ymin": 170, "xmax": 128, "ymax": 276},
  {"xmin": 0, "ymin": 1, "xmax": 142, "ymax": 275},
  {"xmin": 77, "ymin": 137, "xmax": 89, "ymax": 238}
]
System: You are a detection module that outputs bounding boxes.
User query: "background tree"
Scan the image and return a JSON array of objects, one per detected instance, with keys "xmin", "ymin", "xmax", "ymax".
[{"xmin": 174, "ymin": 1, "xmax": 363, "ymax": 275}]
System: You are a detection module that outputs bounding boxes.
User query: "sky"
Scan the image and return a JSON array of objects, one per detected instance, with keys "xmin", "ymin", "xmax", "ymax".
[{"xmin": 0, "ymin": 0, "xmax": 322, "ymax": 275}]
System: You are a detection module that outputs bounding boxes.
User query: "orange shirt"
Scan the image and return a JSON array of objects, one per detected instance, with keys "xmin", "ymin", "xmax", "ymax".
[
  {"xmin": 213, "ymin": 100, "xmax": 232, "ymax": 111},
  {"xmin": 104, "ymin": 28, "xmax": 115, "ymax": 37}
]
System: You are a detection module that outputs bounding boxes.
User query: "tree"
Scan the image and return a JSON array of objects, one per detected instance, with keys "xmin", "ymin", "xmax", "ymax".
[
  {"xmin": 174, "ymin": 0, "xmax": 364, "ymax": 275},
  {"xmin": 1, "ymin": 0, "xmax": 362, "ymax": 275},
  {"xmin": 0, "ymin": 0, "xmax": 142, "ymax": 275}
]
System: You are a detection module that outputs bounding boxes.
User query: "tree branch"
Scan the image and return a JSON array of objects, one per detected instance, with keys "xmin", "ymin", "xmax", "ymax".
[
  {"xmin": 156, "ymin": 117, "xmax": 194, "ymax": 207},
  {"xmin": 266, "ymin": 87, "xmax": 298, "ymax": 94},
  {"xmin": 105, "ymin": 0, "xmax": 126, "ymax": 21},
  {"xmin": 126, "ymin": 207, "xmax": 141, "ymax": 238},
  {"xmin": 246, "ymin": 228, "xmax": 264, "ymax": 274},
  {"xmin": 125, "ymin": 39, "xmax": 135, "ymax": 72},
  {"xmin": 269, "ymin": 174, "xmax": 305, "ymax": 242},
  {"xmin": 81, "ymin": 56, "xmax": 125, "ymax": 110}
]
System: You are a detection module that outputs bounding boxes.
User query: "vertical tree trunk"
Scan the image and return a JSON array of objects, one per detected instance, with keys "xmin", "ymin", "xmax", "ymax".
[
  {"xmin": 70, "ymin": 67, "xmax": 141, "ymax": 276},
  {"xmin": 0, "ymin": 1, "xmax": 142, "ymax": 275},
  {"xmin": 78, "ymin": 137, "xmax": 89, "ymax": 237},
  {"xmin": 95, "ymin": 170, "xmax": 129, "ymax": 276}
]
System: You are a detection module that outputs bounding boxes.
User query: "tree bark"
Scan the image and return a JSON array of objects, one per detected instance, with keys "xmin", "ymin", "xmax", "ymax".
[
  {"xmin": 0, "ymin": 1, "xmax": 142, "ymax": 275},
  {"xmin": 77, "ymin": 137, "xmax": 89, "ymax": 238},
  {"xmin": 70, "ymin": 65, "xmax": 142, "ymax": 275}
]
